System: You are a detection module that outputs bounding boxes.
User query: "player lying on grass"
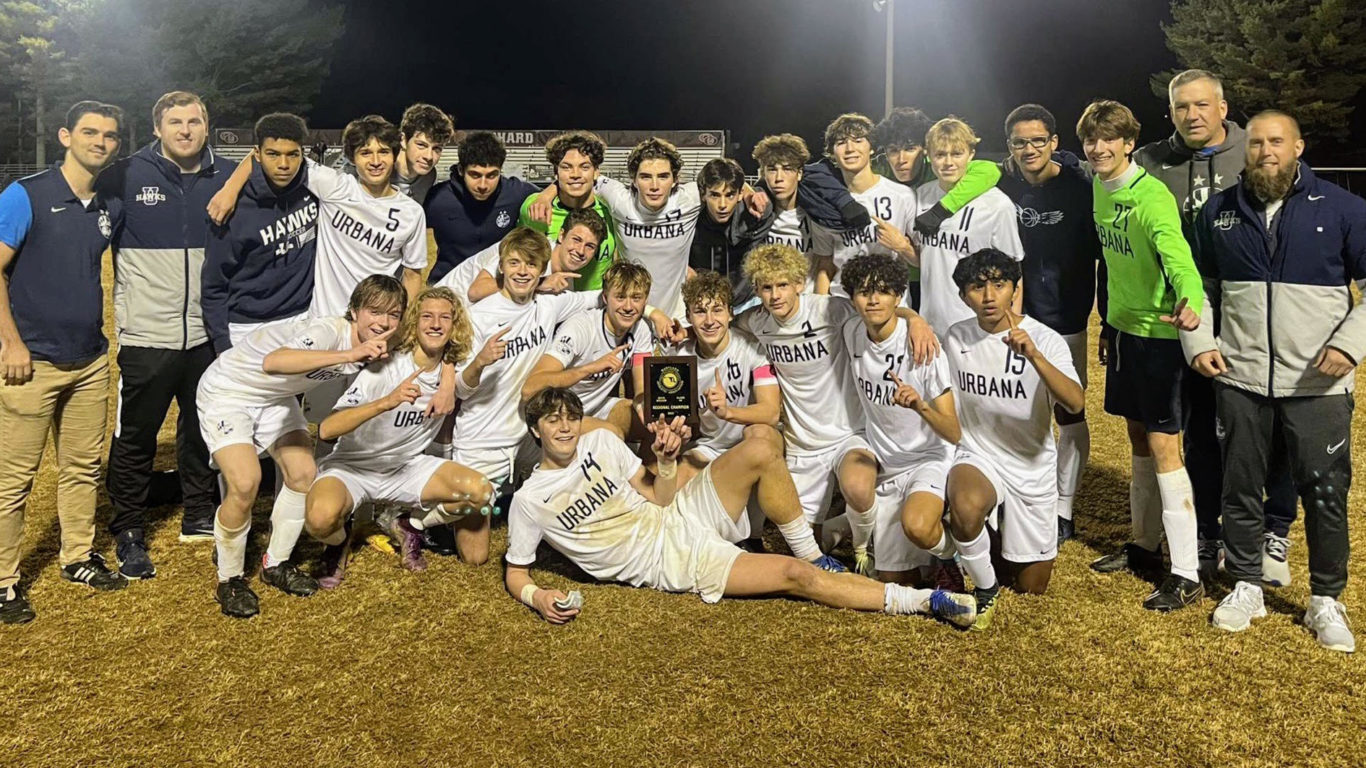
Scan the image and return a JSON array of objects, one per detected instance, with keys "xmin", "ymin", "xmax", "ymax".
[
  {"xmin": 504, "ymin": 388, "xmax": 977, "ymax": 626},
  {"xmin": 196, "ymin": 275, "xmax": 407, "ymax": 619},
  {"xmin": 840, "ymin": 253, "xmax": 963, "ymax": 587},
  {"xmin": 303, "ymin": 287, "xmax": 497, "ymax": 586},
  {"xmin": 942, "ymin": 249, "xmax": 1084, "ymax": 630}
]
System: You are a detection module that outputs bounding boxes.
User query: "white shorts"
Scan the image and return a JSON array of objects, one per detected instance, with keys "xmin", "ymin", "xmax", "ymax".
[
  {"xmin": 315, "ymin": 454, "xmax": 447, "ymax": 513},
  {"xmin": 198, "ymin": 395, "xmax": 308, "ymax": 461},
  {"xmin": 1063, "ymin": 330, "xmax": 1088, "ymax": 390},
  {"xmin": 586, "ymin": 395, "xmax": 628, "ymax": 421},
  {"xmin": 453, "ymin": 433, "xmax": 537, "ymax": 494},
  {"xmin": 953, "ymin": 450, "xmax": 1057, "ymax": 564},
  {"xmin": 227, "ymin": 312, "xmax": 308, "ymax": 348},
  {"xmin": 873, "ymin": 459, "xmax": 949, "ymax": 572},
  {"xmin": 787, "ymin": 433, "xmax": 875, "ymax": 524},
  {"xmin": 650, "ymin": 463, "xmax": 745, "ymax": 603}
]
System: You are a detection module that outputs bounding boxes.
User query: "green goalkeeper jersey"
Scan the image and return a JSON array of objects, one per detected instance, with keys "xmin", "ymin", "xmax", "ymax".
[
  {"xmin": 1092, "ymin": 163, "xmax": 1204, "ymax": 340},
  {"xmin": 518, "ymin": 194, "xmax": 618, "ymax": 290}
]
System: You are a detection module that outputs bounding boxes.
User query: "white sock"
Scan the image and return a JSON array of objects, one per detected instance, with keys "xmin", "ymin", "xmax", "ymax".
[
  {"xmin": 318, "ymin": 527, "xmax": 347, "ymax": 546},
  {"xmin": 883, "ymin": 583, "xmax": 935, "ymax": 615},
  {"xmin": 777, "ymin": 517, "xmax": 821, "ymax": 562},
  {"xmin": 953, "ymin": 527, "xmax": 997, "ymax": 591},
  {"xmin": 214, "ymin": 509, "xmax": 250, "ymax": 582},
  {"xmin": 928, "ymin": 529, "xmax": 956, "ymax": 560},
  {"xmin": 1056, "ymin": 421, "xmax": 1089, "ymax": 521},
  {"xmin": 847, "ymin": 504, "xmax": 875, "ymax": 555},
  {"xmin": 1130, "ymin": 455, "xmax": 1163, "ymax": 551},
  {"xmin": 1156, "ymin": 467, "xmax": 1199, "ymax": 581},
  {"xmin": 415, "ymin": 502, "xmax": 471, "ymax": 529},
  {"xmin": 264, "ymin": 486, "xmax": 307, "ymax": 568}
]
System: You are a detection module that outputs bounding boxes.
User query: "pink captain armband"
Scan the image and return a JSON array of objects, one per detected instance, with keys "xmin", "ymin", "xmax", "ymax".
[{"xmin": 753, "ymin": 364, "xmax": 776, "ymax": 384}]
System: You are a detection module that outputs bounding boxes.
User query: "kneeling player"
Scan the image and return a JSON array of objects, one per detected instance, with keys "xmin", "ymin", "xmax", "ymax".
[
  {"xmin": 943, "ymin": 250, "xmax": 1084, "ymax": 630},
  {"xmin": 504, "ymin": 389, "xmax": 976, "ymax": 626},
  {"xmin": 304, "ymin": 287, "xmax": 497, "ymax": 584},
  {"xmin": 841, "ymin": 254, "xmax": 962, "ymax": 586},
  {"xmin": 196, "ymin": 275, "xmax": 407, "ymax": 618}
]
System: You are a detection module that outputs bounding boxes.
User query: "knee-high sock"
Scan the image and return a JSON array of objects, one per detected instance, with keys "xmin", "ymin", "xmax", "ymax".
[
  {"xmin": 1156, "ymin": 467, "xmax": 1199, "ymax": 581},
  {"xmin": 1131, "ymin": 455, "xmax": 1163, "ymax": 550},
  {"xmin": 264, "ymin": 487, "xmax": 308, "ymax": 567},
  {"xmin": 883, "ymin": 583, "xmax": 936, "ymax": 615},
  {"xmin": 847, "ymin": 503, "xmax": 876, "ymax": 556},
  {"xmin": 214, "ymin": 509, "xmax": 250, "ymax": 582},
  {"xmin": 928, "ymin": 529, "xmax": 957, "ymax": 560},
  {"xmin": 1056, "ymin": 421, "xmax": 1090, "ymax": 521},
  {"xmin": 777, "ymin": 517, "xmax": 821, "ymax": 562},
  {"xmin": 953, "ymin": 527, "xmax": 997, "ymax": 591}
]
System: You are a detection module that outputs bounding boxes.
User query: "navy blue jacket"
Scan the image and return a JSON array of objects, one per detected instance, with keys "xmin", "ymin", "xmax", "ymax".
[
  {"xmin": 791, "ymin": 159, "xmax": 869, "ymax": 231},
  {"xmin": 997, "ymin": 150, "xmax": 1103, "ymax": 335},
  {"xmin": 1187, "ymin": 163, "xmax": 1366, "ymax": 397},
  {"xmin": 424, "ymin": 172, "xmax": 539, "ymax": 284},
  {"xmin": 202, "ymin": 163, "xmax": 318, "ymax": 354},
  {"xmin": 96, "ymin": 142, "xmax": 235, "ymax": 349},
  {"xmin": 0, "ymin": 166, "xmax": 121, "ymax": 364}
]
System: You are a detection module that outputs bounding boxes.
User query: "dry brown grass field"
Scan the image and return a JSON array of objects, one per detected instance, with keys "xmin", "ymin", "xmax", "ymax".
[{"xmin": 1, "ymin": 250, "xmax": 1363, "ymax": 767}]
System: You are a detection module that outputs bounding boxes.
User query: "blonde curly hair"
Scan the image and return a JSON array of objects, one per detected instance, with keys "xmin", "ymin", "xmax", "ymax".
[
  {"xmin": 394, "ymin": 286, "xmax": 474, "ymax": 366},
  {"xmin": 743, "ymin": 243, "xmax": 809, "ymax": 286}
]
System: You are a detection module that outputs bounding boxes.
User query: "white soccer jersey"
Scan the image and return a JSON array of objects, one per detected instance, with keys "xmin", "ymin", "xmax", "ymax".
[
  {"xmin": 454, "ymin": 290, "xmax": 600, "ymax": 450},
  {"xmin": 325, "ymin": 351, "xmax": 444, "ymax": 471},
  {"xmin": 434, "ymin": 235, "xmax": 552, "ymax": 306},
  {"xmin": 944, "ymin": 315, "xmax": 1079, "ymax": 502},
  {"xmin": 734, "ymin": 294, "xmax": 862, "ymax": 453},
  {"xmin": 507, "ymin": 429, "xmax": 664, "ymax": 585},
  {"xmin": 305, "ymin": 161, "xmax": 429, "ymax": 318},
  {"xmin": 596, "ymin": 176, "xmax": 701, "ymax": 318},
  {"xmin": 763, "ymin": 206, "xmax": 812, "ymax": 253},
  {"xmin": 198, "ymin": 316, "xmax": 359, "ymax": 406},
  {"xmin": 914, "ymin": 183, "xmax": 1024, "ymax": 334},
  {"xmin": 842, "ymin": 316, "xmax": 955, "ymax": 476},
  {"xmin": 547, "ymin": 308, "xmax": 655, "ymax": 417},
  {"xmin": 810, "ymin": 176, "xmax": 917, "ymax": 295},
  {"xmin": 665, "ymin": 330, "xmax": 776, "ymax": 455}
]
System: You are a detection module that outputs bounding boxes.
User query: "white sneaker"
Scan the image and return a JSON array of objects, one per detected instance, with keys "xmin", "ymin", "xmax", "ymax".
[
  {"xmin": 1261, "ymin": 532, "xmax": 1292, "ymax": 587},
  {"xmin": 1304, "ymin": 596, "xmax": 1356, "ymax": 653},
  {"xmin": 1212, "ymin": 581, "xmax": 1266, "ymax": 632}
]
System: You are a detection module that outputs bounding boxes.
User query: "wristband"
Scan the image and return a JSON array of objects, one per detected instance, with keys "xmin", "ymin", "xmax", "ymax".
[{"xmin": 520, "ymin": 583, "xmax": 540, "ymax": 607}]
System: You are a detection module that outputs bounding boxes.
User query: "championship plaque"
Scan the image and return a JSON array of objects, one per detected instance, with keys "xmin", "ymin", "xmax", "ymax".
[{"xmin": 642, "ymin": 355, "xmax": 699, "ymax": 427}]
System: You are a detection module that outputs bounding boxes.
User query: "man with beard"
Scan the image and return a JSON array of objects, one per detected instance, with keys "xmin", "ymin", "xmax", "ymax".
[
  {"xmin": 1134, "ymin": 70, "xmax": 1298, "ymax": 585},
  {"xmin": 1186, "ymin": 111, "xmax": 1366, "ymax": 653}
]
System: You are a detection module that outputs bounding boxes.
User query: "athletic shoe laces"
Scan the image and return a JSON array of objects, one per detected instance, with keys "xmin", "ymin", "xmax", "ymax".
[{"xmin": 1263, "ymin": 534, "xmax": 1290, "ymax": 562}]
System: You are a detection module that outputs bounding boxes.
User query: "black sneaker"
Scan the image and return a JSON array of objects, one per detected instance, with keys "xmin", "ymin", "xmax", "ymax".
[
  {"xmin": 60, "ymin": 553, "xmax": 127, "ymax": 591},
  {"xmin": 0, "ymin": 586, "xmax": 35, "ymax": 625},
  {"xmin": 260, "ymin": 555, "xmax": 318, "ymax": 597},
  {"xmin": 1057, "ymin": 517, "xmax": 1075, "ymax": 545},
  {"xmin": 1197, "ymin": 538, "xmax": 1225, "ymax": 584},
  {"xmin": 115, "ymin": 530, "xmax": 156, "ymax": 580},
  {"xmin": 179, "ymin": 516, "xmax": 214, "ymax": 543},
  {"xmin": 421, "ymin": 524, "xmax": 459, "ymax": 556},
  {"xmin": 1143, "ymin": 573, "xmax": 1204, "ymax": 612},
  {"xmin": 215, "ymin": 576, "xmax": 260, "ymax": 618},
  {"xmin": 1090, "ymin": 542, "xmax": 1163, "ymax": 578}
]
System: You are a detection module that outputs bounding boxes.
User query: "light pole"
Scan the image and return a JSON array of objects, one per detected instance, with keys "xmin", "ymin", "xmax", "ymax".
[{"xmin": 876, "ymin": 0, "xmax": 895, "ymax": 117}]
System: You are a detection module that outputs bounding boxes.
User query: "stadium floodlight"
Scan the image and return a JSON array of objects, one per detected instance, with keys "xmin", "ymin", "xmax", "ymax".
[{"xmin": 873, "ymin": 0, "xmax": 894, "ymax": 117}]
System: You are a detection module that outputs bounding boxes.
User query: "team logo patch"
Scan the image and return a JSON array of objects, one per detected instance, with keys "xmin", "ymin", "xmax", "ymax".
[
  {"xmin": 97, "ymin": 210, "xmax": 112, "ymax": 239},
  {"xmin": 1015, "ymin": 205, "xmax": 1064, "ymax": 227},
  {"xmin": 1213, "ymin": 211, "xmax": 1238, "ymax": 231},
  {"xmin": 496, "ymin": 209, "xmax": 511, "ymax": 228},
  {"xmin": 216, "ymin": 420, "xmax": 234, "ymax": 436},
  {"xmin": 135, "ymin": 186, "xmax": 166, "ymax": 206},
  {"xmin": 658, "ymin": 366, "xmax": 683, "ymax": 394}
]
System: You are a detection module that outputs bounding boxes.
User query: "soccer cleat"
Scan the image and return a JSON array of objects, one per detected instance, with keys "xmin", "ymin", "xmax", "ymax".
[
  {"xmin": 1212, "ymin": 580, "xmax": 1267, "ymax": 632},
  {"xmin": 365, "ymin": 532, "xmax": 397, "ymax": 556},
  {"xmin": 316, "ymin": 544, "xmax": 349, "ymax": 590},
  {"xmin": 1143, "ymin": 573, "xmax": 1204, "ymax": 612},
  {"xmin": 933, "ymin": 557, "xmax": 967, "ymax": 593},
  {"xmin": 810, "ymin": 554, "xmax": 848, "ymax": 573},
  {"xmin": 1090, "ymin": 542, "xmax": 1163, "ymax": 578},
  {"xmin": 1304, "ymin": 596, "xmax": 1355, "ymax": 653},
  {"xmin": 1198, "ymin": 539, "xmax": 1226, "ymax": 583},
  {"xmin": 1057, "ymin": 517, "xmax": 1075, "ymax": 545},
  {"xmin": 179, "ymin": 516, "xmax": 215, "ymax": 543},
  {"xmin": 852, "ymin": 548, "xmax": 875, "ymax": 577},
  {"xmin": 215, "ymin": 576, "xmax": 259, "ymax": 619},
  {"xmin": 115, "ymin": 530, "xmax": 156, "ymax": 580},
  {"xmin": 260, "ymin": 555, "xmax": 318, "ymax": 597},
  {"xmin": 929, "ymin": 589, "xmax": 977, "ymax": 629},
  {"xmin": 970, "ymin": 586, "xmax": 1000, "ymax": 632},
  {"xmin": 60, "ymin": 553, "xmax": 127, "ymax": 591},
  {"xmin": 389, "ymin": 516, "xmax": 428, "ymax": 573},
  {"xmin": 0, "ymin": 586, "xmax": 35, "ymax": 625},
  {"xmin": 1262, "ymin": 532, "xmax": 1292, "ymax": 588},
  {"xmin": 421, "ymin": 524, "xmax": 459, "ymax": 556}
]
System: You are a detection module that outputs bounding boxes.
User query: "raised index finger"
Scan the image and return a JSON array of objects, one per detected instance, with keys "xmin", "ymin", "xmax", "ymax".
[
  {"xmin": 490, "ymin": 326, "xmax": 512, "ymax": 341},
  {"xmin": 375, "ymin": 325, "xmax": 400, "ymax": 340},
  {"xmin": 1006, "ymin": 311, "xmax": 1019, "ymax": 331}
]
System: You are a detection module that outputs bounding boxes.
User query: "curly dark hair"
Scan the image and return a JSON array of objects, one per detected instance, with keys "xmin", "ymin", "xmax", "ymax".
[
  {"xmin": 546, "ymin": 130, "xmax": 606, "ymax": 168},
  {"xmin": 752, "ymin": 133, "xmax": 810, "ymax": 168},
  {"xmin": 562, "ymin": 207, "xmax": 608, "ymax": 245},
  {"xmin": 872, "ymin": 107, "xmax": 932, "ymax": 151},
  {"xmin": 840, "ymin": 253, "xmax": 910, "ymax": 299},
  {"xmin": 400, "ymin": 103, "xmax": 454, "ymax": 145},
  {"xmin": 697, "ymin": 158, "xmax": 745, "ymax": 192},
  {"xmin": 952, "ymin": 248, "xmax": 1022, "ymax": 291},
  {"xmin": 1004, "ymin": 103, "xmax": 1056, "ymax": 138},
  {"xmin": 627, "ymin": 137, "xmax": 683, "ymax": 177},
  {"xmin": 823, "ymin": 113, "xmax": 874, "ymax": 157},
  {"xmin": 524, "ymin": 387, "xmax": 586, "ymax": 438},
  {"xmin": 342, "ymin": 114, "xmax": 402, "ymax": 161},
  {"xmin": 254, "ymin": 112, "xmax": 307, "ymax": 146},
  {"xmin": 457, "ymin": 131, "xmax": 506, "ymax": 171},
  {"xmin": 681, "ymin": 270, "xmax": 733, "ymax": 312}
]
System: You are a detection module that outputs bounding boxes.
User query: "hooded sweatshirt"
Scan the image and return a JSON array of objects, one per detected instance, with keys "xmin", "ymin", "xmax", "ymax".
[
  {"xmin": 1133, "ymin": 119, "xmax": 1247, "ymax": 242},
  {"xmin": 424, "ymin": 170, "xmax": 539, "ymax": 284}
]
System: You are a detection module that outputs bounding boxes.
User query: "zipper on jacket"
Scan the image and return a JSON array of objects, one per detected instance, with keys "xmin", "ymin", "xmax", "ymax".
[{"xmin": 1263, "ymin": 203, "xmax": 1281, "ymax": 398}]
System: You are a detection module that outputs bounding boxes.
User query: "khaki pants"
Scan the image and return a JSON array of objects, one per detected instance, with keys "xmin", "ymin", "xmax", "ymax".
[{"xmin": 0, "ymin": 356, "xmax": 110, "ymax": 589}]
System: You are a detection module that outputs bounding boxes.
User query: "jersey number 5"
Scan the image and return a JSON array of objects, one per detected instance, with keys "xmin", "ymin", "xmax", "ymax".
[{"xmin": 386, "ymin": 208, "xmax": 401, "ymax": 232}]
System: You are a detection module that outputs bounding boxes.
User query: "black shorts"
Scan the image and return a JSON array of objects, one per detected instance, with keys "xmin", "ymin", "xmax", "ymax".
[{"xmin": 1103, "ymin": 331, "xmax": 1185, "ymax": 434}]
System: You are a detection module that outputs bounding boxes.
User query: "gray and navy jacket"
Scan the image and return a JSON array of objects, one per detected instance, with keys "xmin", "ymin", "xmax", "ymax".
[
  {"xmin": 97, "ymin": 142, "xmax": 235, "ymax": 349},
  {"xmin": 1184, "ymin": 163, "xmax": 1366, "ymax": 397},
  {"xmin": 202, "ymin": 163, "xmax": 318, "ymax": 354},
  {"xmin": 1134, "ymin": 120, "xmax": 1247, "ymax": 241}
]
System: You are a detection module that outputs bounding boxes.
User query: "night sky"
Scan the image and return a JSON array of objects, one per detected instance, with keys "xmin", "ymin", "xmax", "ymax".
[{"xmin": 310, "ymin": 0, "xmax": 1356, "ymax": 168}]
